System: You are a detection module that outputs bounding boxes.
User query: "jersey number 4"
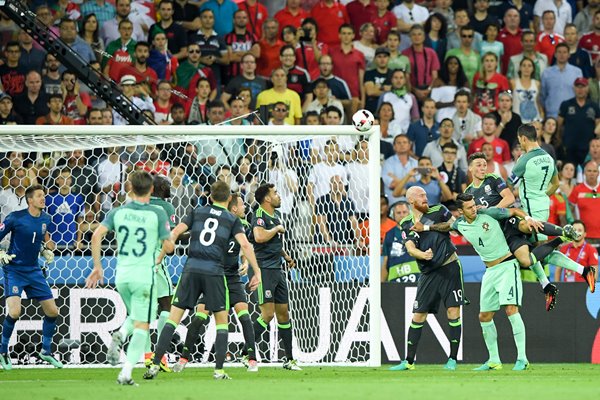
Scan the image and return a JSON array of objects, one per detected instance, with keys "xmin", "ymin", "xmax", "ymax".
[{"xmin": 118, "ymin": 226, "xmax": 147, "ymax": 257}]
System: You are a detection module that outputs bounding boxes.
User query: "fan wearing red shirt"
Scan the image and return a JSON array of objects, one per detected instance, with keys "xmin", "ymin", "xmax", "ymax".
[
  {"xmin": 239, "ymin": 0, "xmax": 268, "ymax": 39},
  {"xmin": 257, "ymin": 18, "xmax": 284, "ymax": 78},
  {"xmin": 310, "ymin": 0, "xmax": 350, "ymax": 47},
  {"xmin": 329, "ymin": 24, "xmax": 366, "ymax": 113},
  {"xmin": 548, "ymin": 193, "xmax": 567, "ymax": 227},
  {"xmin": 472, "ymin": 52, "xmax": 510, "ymax": 116},
  {"xmin": 275, "ymin": 0, "xmax": 308, "ymax": 36},
  {"xmin": 372, "ymin": 0, "xmax": 397, "ymax": 44},
  {"xmin": 346, "ymin": 0, "xmax": 376, "ymax": 40},
  {"xmin": 135, "ymin": 144, "xmax": 170, "ymax": 176},
  {"xmin": 557, "ymin": 220, "xmax": 599, "ymax": 283},
  {"xmin": 295, "ymin": 18, "xmax": 329, "ymax": 80},
  {"xmin": 498, "ymin": 8, "xmax": 523, "ymax": 74},
  {"xmin": 116, "ymin": 42, "xmax": 159, "ymax": 93},
  {"xmin": 535, "ymin": 10, "xmax": 565, "ymax": 63},
  {"xmin": 467, "ymin": 113, "xmax": 511, "ymax": 164},
  {"xmin": 578, "ymin": 10, "xmax": 600, "ymax": 66},
  {"xmin": 568, "ymin": 161, "xmax": 600, "ymax": 243}
]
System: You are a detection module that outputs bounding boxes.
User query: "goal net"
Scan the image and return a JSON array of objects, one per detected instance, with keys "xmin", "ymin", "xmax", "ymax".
[{"xmin": 0, "ymin": 125, "xmax": 381, "ymax": 367}]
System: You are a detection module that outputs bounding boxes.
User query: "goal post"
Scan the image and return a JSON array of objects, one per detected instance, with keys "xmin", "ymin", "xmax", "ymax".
[{"xmin": 0, "ymin": 124, "xmax": 381, "ymax": 367}]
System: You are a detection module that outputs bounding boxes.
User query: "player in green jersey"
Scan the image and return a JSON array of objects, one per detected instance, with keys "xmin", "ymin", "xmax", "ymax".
[
  {"xmin": 452, "ymin": 193, "xmax": 543, "ymax": 371},
  {"xmin": 85, "ymin": 171, "xmax": 175, "ymax": 386}
]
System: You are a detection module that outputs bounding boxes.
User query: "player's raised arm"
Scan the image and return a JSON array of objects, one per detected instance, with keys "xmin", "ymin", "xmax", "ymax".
[
  {"xmin": 235, "ymin": 232, "xmax": 261, "ymax": 291},
  {"xmin": 85, "ymin": 224, "xmax": 109, "ymax": 288},
  {"xmin": 253, "ymin": 222, "xmax": 285, "ymax": 243}
]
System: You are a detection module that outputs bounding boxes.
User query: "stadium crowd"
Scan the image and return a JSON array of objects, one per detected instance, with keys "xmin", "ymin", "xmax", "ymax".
[{"xmin": 1, "ymin": 0, "xmax": 600, "ymax": 284}]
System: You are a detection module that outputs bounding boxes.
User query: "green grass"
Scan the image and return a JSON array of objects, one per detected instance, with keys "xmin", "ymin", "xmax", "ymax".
[{"xmin": 1, "ymin": 364, "xmax": 599, "ymax": 400}]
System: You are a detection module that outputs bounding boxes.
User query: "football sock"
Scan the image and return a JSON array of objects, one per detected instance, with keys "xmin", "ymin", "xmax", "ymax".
[
  {"xmin": 546, "ymin": 251, "xmax": 585, "ymax": 274},
  {"xmin": 181, "ymin": 312, "xmax": 209, "ymax": 360},
  {"xmin": 448, "ymin": 318, "xmax": 461, "ymax": 360},
  {"xmin": 406, "ymin": 320, "xmax": 424, "ymax": 364},
  {"xmin": 1, "ymin": 316, "xmax": 17, "ymax": 353},
  {"xmin": 480, "ymin": 321, "xmax": 500, "ymax": 364},
  {"xmin": 127, "ymin": 328, "xmax": 148, "ymax": 366},
  {"xmin": 529, "ymin": 261, "xmax": 550, "ymax": 288},
  {"xmin": 153, "ymin": 320, "xmax": 176, "ymax": 365},
  {"xmin": 538, "ymin": 222, "xmax": 564, "ymax": 237},
  {"xmin": 118, "ymin": 317, "xmax": 134, "ymax": 341},
  {"xmin": 278, "ymin": 320, "xmax": 294, "ymax": 360},
  {"xmin": 214, "ymin": 325, "xmax": 228, "ymax": 370},
  {"xmin": 508, "ymin": 313, "xmax": 527, "ymax": 361},
  {"xmin": 254, "ymin": 316, "xmax": 269, "ymax": 360},
  {"xmin": 41, "ymin": 316, "xmax": 57, "ymax": 354},
  {"xmin": 157, "ymin": 311, "xmax": 170, "ymax": 337},
  {"xmin": 238, "ymin": 310, "xmax": 256, "ymax": 360}
]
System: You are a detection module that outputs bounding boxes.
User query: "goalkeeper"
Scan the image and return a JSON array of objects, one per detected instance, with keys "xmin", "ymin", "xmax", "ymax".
[{"xmin": 0, "ymin": 185, "xmax": 61, "ymax": 370}]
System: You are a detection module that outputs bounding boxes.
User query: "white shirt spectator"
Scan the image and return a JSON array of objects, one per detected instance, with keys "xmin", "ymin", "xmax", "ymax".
[
  {"xmin": 100, "ymin": 18, "xmax": 146, "ymax": 46},
  {"xmin": 267, "ymin": 166, "xmax": 298, "ymax": 215},
  {"xmin": 113, "ymin": 96, "xmax": 155, "ymax": 125},
  {"xmin": 97, "ymin": 156, "xmax": 126, "ymax": 211},
  {"xmin": 346, "ymin": 160, "xmax": 369, "ymax": 214},
  {"xmin": 392, "ymin": 2, "xmax": 430, "ymax": 51},
  {"xmin": 308, "ymin": 162, "xmax": 348, "ymax": 201},
  {"xmin": 534, "ymin": 0, "xmax": 573, "ymax": 37}
]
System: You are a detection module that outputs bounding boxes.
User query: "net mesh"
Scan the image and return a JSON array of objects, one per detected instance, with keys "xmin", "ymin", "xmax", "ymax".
[{"xmin": 0, "ymin": 131, "xmax": 375, "ymax": 366}]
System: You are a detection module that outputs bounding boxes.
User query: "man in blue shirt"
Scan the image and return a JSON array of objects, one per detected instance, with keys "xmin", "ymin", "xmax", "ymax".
[
  {"xmin": 407, "ymin": 98, "xmax": 440, "ymax": 156},
  {"xmin": 200, "ymin": 0, "xmax": 238, "ymax": 36},
  {"xmin": 0, "ymin": 185, "xmax": 61, "ymax": 370},
  {"xmin": 541, "ymin": 42, "xmax": 583, "ymax": 118},
  {"xmin": 46, "ymin": 168, "xmax": 85, "ymax": 247}
]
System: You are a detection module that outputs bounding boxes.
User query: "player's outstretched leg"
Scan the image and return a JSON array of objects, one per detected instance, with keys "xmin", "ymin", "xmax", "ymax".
[
  {"xmin": 173, "ymin": 311, "xmax": 209, "ymax": 373},
  {"xmin": 144, "ymin": 319, "xmax": 178, "ymax": 380},
  {"xmin": 545, "ymin": 251, "xmax": 595, "ymax": 292}
]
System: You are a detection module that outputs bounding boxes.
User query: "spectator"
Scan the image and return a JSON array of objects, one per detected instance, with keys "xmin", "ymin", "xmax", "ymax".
[
  {"xmin": 222, "ymin": 54, "xmax": 266, "ymax": 111},
  {"xmin": 510, "ymin": 57, "xmax": 543, "ymax": 124},
  {"xmin": 53, "ymin": 149, "xmax": 99, "ymax": 208},
  {"xmin": 154, "ymin": 80, "xmax": 174, "ymax": 124},
  {"xmin": 147, "ymin": 31, "xmax": 179, "ymax": 82},
  {"xmin": 392, "ymin": 0, "xmax": 430, "ymax": 52},
  {"xmin": 346, "ymin": 0, "xmax": 376, "ymax": 40},
  {"xmin": 423, "ymin": 118, "xmax": 468, "ymax": 171},
  {"xmin": 573, "ymin": 0, "xmax": 600, "ymax": 35},
  {"xmin": 541, "ymin": 43, "xmax": 582, "ymax": 118},
  {"xmin": 346, "ymin": 138, "xmax": 370, "ymax": 219},
  {"xmin": 538, "ymin": 116, "xmax": 563, "ymax": 160},
  {"xmin": 467, "ymin": 113, "xmax": 511, "ymax": 163},
  {"xmin": 363, "ymin": 47, "xmax": 392, "ymax": 116},
  {"xmin": 424, "ymin": 12, "xmax": 448, "ymax": 63},
  {"xmin": 353, "ymin": 22, "xmax": 378, "ymax": 66},
  {"xmin": 376, "ymin": 101, "xmax": 403, "ymax": 145},
  {"xmin": 279, "ymin": 44, "xmax": 311, "ymax": 103},
  {"xmin": 46, "ymin": 168, "xmax": 85, "ymax": 247},
  {"xmin": 381, "ymin": 134, "xmax": 418, "ymax": 204},
  {"xmin": 330, "ymin": 24, "xmax": 366, "ymax": 115},
  {"xmin": 386, "ymin": 31, "xmax": 411, "ymax": 73},
  {"xmin": 96, "ymin": 147, "xmax": 126, "ymax": 212},
  {"xmin": 579, "ymin": 10, "xmax": 600, "ymax": 66},
  {"xmin": 447, "ymin": 9, "xmax": 483, "ymax": 51},
  {"xmin": 79, "ymin": 13, "xmax": 104, "ymax": 65},
  {"xmin": 17, "ymin": 29, "xmax": 45, "ymax": 73},
  {"xmin": 100, "ymin": 0, "xmax": 145, "ymax": 45},
  {"xmin": 438, "ymin": 141, "xmax": 468, "ymax": 204},
  {"xmin": 569, "ymin": 161, "xmax": 600, "ymax": 246},
  {"xmin": 372, "ymin": 0, "xmax": 397, "ymax": 44},
  {"xmin": 175, "ymin": 43, "xmax": 217, "ymax": 99},
  {"xmin": 452, "ymin": 90, "xmax": 482, "ymax": 144},
  {"xmin": 233, "ymin": 155, "xmax": 258, "ymax": 204},
  {"xmin": 563, "ymin": 24, "xmax": 592, "ymax": 78},
  {"xmin": 498, "ymin": 8, "xmax": 523, "ymax": 74},
  {"xmin": 13, "ymin": 70, "xmax": 48, "ymax": 125},
  {"xmin": 294, "ymin": 18, "xmax": 328, "ymax": 81},
  {"xmin": 446, "ymin": 25, "xmax": 481, "ymax": 87},
  {"xmin": 471, "ymin": 0, "xmax": 497, "ymax": 35},
  {"xmin": 35, "ymin": 93, "xmax": 73, "ymax": 125},
  {"xmin": 481, "ymin": 141, "xmax": 509, "ymax": 181},
  {"xmin": 304, "ymin": 77, "xmax": 345, "ymax": 121},
  {"xmin": 472, "ymin": 52, "xmax": 510, "ymax": 115},
  {"xmin": 42, "ymin": 53, "xmax": 61, "ymax": 95},
  {"xmin": 0, "ymin": 41, "xmax": 26, "ymax": 97},
  {"xmin": 307, "ymin": 140, "xmax": 348, "ymax": 209},
  {"xmin": 499, "ymin": 0, "xmax": 534, "ymax": 31},
  {"xmin": 430, "ymin": 55, "xmax": 470, "ymax": 122},
  {"xmin": 0, "ymin": 92, "xmax": 22, "ymax": 124},
  {"xmin": 478, "ymin": 22, "xmax": 504, "ymax": 72},
  {"xmin": 534, "ymin": 0, "xmax": 572, "ymax": 36},
  {"xmin": 257, "ymin": 18, "xmax": 284, "ymax": 79},
  {"xmin": 0, "ymin": 168, "xmax": 28, "ymax": 223},
  {"xmin": 558, "ymin": 161, "xmax": 577, "ymax": 197},
  {"xmin": 172, "ymin": 0, "xmax": 201, "ymax": 32},
  {"xmin": 168, "ymin": 165, "xmax": 198, "ymax": 219},
  {"xmin": 378, "ymin": 195, "xmax": 401, "ymax": 248},
  {"xmin": 81, "ymin": 0, "xmax": 116, "ymax": 25},
  {"xmin": 135, "ymin": 144, "xmax": 170, "ymax": 175},
  {"xmin": 315, "ymin": 175, "xmax": 362, "ymax": 248},
  {"xmin": 268, "ymin": 100, "xmax": 290, "ymax": 126},
  {"xmin": 59, "ymin": 18, "xmax": 96, "ymax": 65},
  {"xmin": 148, "ymin": 0, "xmax": 188, "ymax": 61},
  {"xmin": 407, "ymin": 98, "xmax": 440, "ymax": 157},
  {"xmin": 102, "ymin": 19, "xmax": 136, "ymax": 81},
  {"xmin": 492, "ymin": 91, "xmax": 523, "ymax": 147},
  {"xmin": 558, "ymin": 77, "xmax": 600, "ymax": 167},
  {"xmin": 115, "ymin": 41, "xmax": 159, "ymax": 88},
  {"xmin": 557, "ymin": 220, "xmax": 599, "ymax": 282},
  {"xmin": 402, "ymin": 24, "xmax": 441, "ymax": 102},
  {"xmin": 504, "ymin": 141, "xmax": 524, "ymax": 177},
  {"xmin": 317, "ymin": 54, "xmax": 352, "ymax": 107},
  {"xmin": 586, "ymin": 139, "xmax": 600, "ymax": 181},
  {"xmin": 310, "ymin": 0, "xmax": 350, "ymax": 48},
  {"xmin": 266, "ymin": 149, "xmax": 299, "ymax": 222},
  {"xmin": 256, "ymin": 67, "xmax": 302, "ymax": 125},
  {"xmin": 381, "ymin": 200, "xmax": 419, "ymax": 282},
  {"xmin": 394, "ymin": 156, "xmax": 453, "ymax": 203},
  {"xmin": 224, "ymin": 9, "xmax": 261, "ymax": 84},
  {"xmin": 507, "ymin": 31, "xmax": 548, "ymax": 81},
  {"xmin": 238, "ymin": 0, "xmax": 268, "ymax": 40},
  {"xmin": 62, "ymin": 70, "xmax": 93, "ymax": 125},
  {"xmin": 274, "ymin": 0, "xmax": 308, "ymax": 36},
  {"xmin": 200, "ymin": 0, "xmax": 238, "ymax": 36},
  {"xmin": 189, "ymin": 9, "xmax": 230, "ymax": 91},
  {"xmin": 112, "ymin": 75, "xmax": 155, "ymax": 125},
  {"xmin": 379, "ymin": 69, "xmax": 419, "ymax": 135},
  {"xmin": 535, "ymin": 10, "xmax": 565, "ymax": 63},
  {"xmin": 432, "ymin": 0, "xmax": 455, "ymax": 34},
  {"xmin": 74, "ymin": 205, "xmax": 101, "ymax": 251}
]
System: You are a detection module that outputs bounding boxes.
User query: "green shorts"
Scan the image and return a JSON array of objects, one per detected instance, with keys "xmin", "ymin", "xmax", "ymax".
[
  {"xmin": 116, "ymin": 280, "xmax": 158, "ymax": 324},
  {"xmin": 530, "ymin": 209, "xmax": 550, "ymax": 242},
  {"xmin": 155, "ymin": 262, "xmax": 173, "ymax": 299},
  {"xmin": 480, "ymin": 259, "xmax": 522, "ymax": 312}
]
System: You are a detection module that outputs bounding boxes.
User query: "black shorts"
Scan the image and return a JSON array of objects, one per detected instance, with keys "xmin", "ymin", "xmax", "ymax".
[
  {"xmin": 251, "ymin": 268, "xmax": 289, "ymax": 304},
  {"xmin": 413, "ymin": 260, "xmax": 464, "ymax": 314},
  {"xmin": 226, "ymin": 274, "xmax": 248, "ymax": 306},
  {"xmin": 502, "ymin": 218, "xmax": 530, "ymax": 254},
  {"xmin": 173, "ymin": 271, "xmax": 228, "ymax": 312}
]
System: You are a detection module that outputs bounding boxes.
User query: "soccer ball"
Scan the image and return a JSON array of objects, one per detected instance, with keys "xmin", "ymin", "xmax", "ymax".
[{"xmin": 352, "ymin": 109, "xmax": 374, "ymax": 132}]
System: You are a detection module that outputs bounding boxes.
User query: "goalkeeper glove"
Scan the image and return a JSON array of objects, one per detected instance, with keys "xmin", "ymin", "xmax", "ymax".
[
  {"xmin": 41, "ymin": 248, "xmax": 54, "ymax": 264},
  {"xmin": 0, "ymin": 250, "xmax": 15, "ymax": 266}
]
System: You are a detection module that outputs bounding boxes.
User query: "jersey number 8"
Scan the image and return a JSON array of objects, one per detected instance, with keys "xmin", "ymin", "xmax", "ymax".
[{"xmin": 199, "ymin": 218, "xmax": 219, "ymax": 246}]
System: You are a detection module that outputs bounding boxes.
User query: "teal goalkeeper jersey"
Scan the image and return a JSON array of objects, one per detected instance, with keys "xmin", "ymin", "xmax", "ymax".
[
  {"xmin": 509, "ymin": 147, "xmax": 556, "ymax": 215},
  {"xmin": 452, "ymin": 208, "xmax": 511, "ymax": 262},
  {"xmin": 102, "ymin": 201, "xmax": 171, "ymax": 285}
]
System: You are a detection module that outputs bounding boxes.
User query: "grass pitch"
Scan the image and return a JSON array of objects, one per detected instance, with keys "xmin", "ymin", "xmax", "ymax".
[{"xmin": 1, "ymin": 364, "xmax": 599, "ymax": 400}]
